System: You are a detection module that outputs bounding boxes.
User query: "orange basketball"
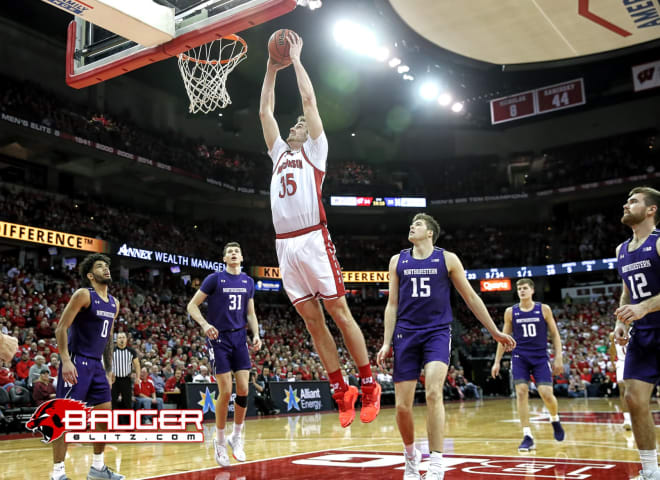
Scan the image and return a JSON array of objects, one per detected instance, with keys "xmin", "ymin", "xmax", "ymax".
[{"xmin": 268, "ymin": 29, "xmax": 292, "ymax": 65}]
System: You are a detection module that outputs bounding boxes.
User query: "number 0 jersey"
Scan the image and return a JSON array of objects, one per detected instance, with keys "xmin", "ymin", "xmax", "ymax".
[
  {"xmin": 617, "ymin": 229, "xmax": 660, "ymax": 330},
  {"xmin": 511, "ymin": 302, "xmax": 548, "ymax": 354},
  {"xmin": 68, "ymin": 288, "xmax": 117, "ymax": 360},
  {"xmin": 268, "ymin": 133, "xmax": 328, "ymax": 236},
  {"xmin": 396, "ymin": 247, "xmax": 453, "ymax": 330}
]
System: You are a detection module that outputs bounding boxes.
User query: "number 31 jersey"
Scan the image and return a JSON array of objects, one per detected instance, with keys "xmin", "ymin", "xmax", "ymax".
[
  {"xmin": 200, "ymin": 270, "xmax": 255, "ymax": 331},
  {"xmin": 396, "ymin": 247, "xmax": 453, "ymax": 330},
  {"xmin": 268, "ymin": 133, "xmax": 328, "ymax": 236},
  {"xmin": 617, "ymin": 229, "xmax": 660, "ymax": 330}
]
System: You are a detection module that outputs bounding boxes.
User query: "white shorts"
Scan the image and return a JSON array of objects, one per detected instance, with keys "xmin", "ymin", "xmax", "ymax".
[
  {"xmin": 275, "ymin": 225, "xmax": 345, "ymax": 305},
  {"xmin": 616, "ymin": 360, "xmax": 625, "ymax": 383}
]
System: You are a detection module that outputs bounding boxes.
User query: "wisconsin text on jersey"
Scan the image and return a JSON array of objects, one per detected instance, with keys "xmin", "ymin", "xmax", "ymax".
[{"xmin": 276, "ymin": 158, "xmax": 303, "ymax": 175}]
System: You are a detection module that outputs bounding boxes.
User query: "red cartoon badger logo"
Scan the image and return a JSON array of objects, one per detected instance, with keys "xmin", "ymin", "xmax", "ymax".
[{"xmin": 26, "ymin": 399, "xmax": 91, "ymax": 443}]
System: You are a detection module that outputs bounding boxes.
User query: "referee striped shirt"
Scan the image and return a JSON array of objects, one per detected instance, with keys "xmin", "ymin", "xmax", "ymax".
[{"xmin": 112, "ymin": 347, "xmax": 138, "ymax": 378}]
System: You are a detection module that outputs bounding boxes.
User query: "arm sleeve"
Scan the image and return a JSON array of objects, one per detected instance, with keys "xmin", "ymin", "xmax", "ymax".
[
  {"xmin": 302, "ymin": 132, "xmax": 328, "ymax": 172},
  {"xmin": 199, "ymin": 273, "xmax": 217, "ymax": 295},
  {"xmin": 268, "ymin": 137, "xmax": 288, "ymax": 165}
]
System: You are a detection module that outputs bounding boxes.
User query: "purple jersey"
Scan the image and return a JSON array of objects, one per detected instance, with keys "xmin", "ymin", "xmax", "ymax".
[
  {"xmin": 68, "ymin": 288, "xmax": 116, "ymax": 360},
  {"xmin": 396, "ymin": 247, "xmax": 453, "ymax": 330},
  {"xmin": 617, "ymin": 229, "xmax": 660, "ymax": 330},
  {"xmin": 511, "ymin": 302, "xmax": 548, "ymax": 355},
  {"xmin": 200, "ymin": 270, "xmax": 255, "ymax": 331}
]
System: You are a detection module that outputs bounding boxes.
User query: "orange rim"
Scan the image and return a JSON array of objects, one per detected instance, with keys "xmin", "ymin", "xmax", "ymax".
[{"xmin": 179, "ymin": 34, "xmax": 247, "ymax": 65}]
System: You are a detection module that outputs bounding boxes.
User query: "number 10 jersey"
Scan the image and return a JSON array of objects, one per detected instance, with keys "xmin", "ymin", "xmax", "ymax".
[{"xmin": 511, "ymin": 302, "xmax": 547, "ymax": 354}]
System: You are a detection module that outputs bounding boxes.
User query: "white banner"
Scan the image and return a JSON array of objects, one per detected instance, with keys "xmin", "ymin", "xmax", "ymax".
[{"xmin": 632, "ymin": 60, "xmax": 660, "ymax": 92}]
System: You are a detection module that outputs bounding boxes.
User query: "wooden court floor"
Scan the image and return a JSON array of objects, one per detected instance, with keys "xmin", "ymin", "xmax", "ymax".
[{"xmin": 1, "ymin": 397, "xmax": 657, "ymax": 479}]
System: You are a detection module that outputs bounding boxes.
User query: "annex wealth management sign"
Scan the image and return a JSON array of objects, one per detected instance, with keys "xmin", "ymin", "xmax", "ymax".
[
  {"xmin": 116, "ymin": 244, "xmax": 226, "ymax": 272},
  {"xmin": 0, "ymin": 221, "xmax": 108, "ymax": 253}
]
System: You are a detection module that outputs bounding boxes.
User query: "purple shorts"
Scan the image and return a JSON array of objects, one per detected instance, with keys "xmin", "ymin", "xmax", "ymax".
[
  {"xmin": 512, "ymin": 351, "xmax": 552, "ymax": 385},
  {"xmin": 56, "ymin": 353, "xmax": 111, "ymax": 406},
  {"xmin": 208, "ymin": 329, "xmax": 252, "ymax": 375},
  {"xmin": 392, "ymin": 325, "xmax": 451, "ymax": 383},
  {"xmin": 623, "ymin": 328, "xmax": 660, "ymax": 385}
]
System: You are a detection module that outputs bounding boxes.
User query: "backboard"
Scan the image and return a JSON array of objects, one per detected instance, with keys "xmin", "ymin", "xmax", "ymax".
[{"xmin": 63, "ymin": 0, "xmax": 297, "ymax": 89}]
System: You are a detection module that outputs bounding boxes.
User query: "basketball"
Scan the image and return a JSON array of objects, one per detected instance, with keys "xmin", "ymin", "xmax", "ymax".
[{"xmin": 268, "ymin": 29, "xmax": 293, "ymax": 65}]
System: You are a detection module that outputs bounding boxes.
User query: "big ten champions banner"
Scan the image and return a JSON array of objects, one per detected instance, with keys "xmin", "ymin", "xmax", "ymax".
[
  {"xmin": 184, "ymin": 383, "xmax": 257, "ymax": 420},
  {"xmin": 268, "ymin": 381, "xmax": 333, "ymax": 414}
]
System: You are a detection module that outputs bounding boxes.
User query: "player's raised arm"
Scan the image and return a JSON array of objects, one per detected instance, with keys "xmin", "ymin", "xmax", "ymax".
[
  {"xmin": 287, "ymin": 32, "xmax": 323, "ymax": 140},
  {"xmin": 445, "ymin": 251, "xmax": 516, "ymax": 351},
  {"xmin": 55, "ymin": 288, "xmax": 91, "ymax": 385},
  {"xmin": 491, "ymin": 307, "xmax": 513, "ymax": 378},
  {"xmin": 259, "ymin": 58, "xmax": 286, "ymax": 151},
  {"xmin": 377, "ymin": 254, "xmax": 400, "ymax": 369}
]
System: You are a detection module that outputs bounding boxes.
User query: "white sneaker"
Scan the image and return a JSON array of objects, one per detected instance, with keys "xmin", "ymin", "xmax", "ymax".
[
  {"xmin": 403, "ymin": 449, "xmax": 421, "ymax": 479},
  {"xmin": 213, "ymin": 438, "xmax": 230, "ymax": 467},
  {"xmin": 623, "ymin": 420, "xmax": 632, "ymax": 431},
  {"xmin": 634, "ymin": 470, "xmax": 660, "ymax": 480},
  {"xmin": 227, "ymin": 433, "xmax": 246, "ymax": 462},
  {"xmin": 422, "ymin": 470, "xmax": 445, "ymax": 480}
]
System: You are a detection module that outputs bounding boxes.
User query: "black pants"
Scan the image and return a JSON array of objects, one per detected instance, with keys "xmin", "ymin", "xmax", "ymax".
[{"xmin": 112, "ymin": 376, "xmax": 133, "ymax": 424}]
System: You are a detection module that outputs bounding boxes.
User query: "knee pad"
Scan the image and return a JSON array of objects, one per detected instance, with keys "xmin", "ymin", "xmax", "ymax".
[{"xmin": 235, "ymin": 394, "xmax": 248, "ymax": 408}]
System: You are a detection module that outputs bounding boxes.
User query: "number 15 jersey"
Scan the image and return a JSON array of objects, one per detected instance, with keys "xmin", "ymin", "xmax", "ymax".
[
  {"xmin": 396, "ymin": 247, "xmax": 453, "ymax": 330},
  {"xmin": 268, "ymin": 133, "xmax": 328, "ymax": 236}
]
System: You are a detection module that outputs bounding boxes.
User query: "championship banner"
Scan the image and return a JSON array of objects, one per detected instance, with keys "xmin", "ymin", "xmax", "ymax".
[
  {"xmin": 268, "ymin": 381, "xmax": 333, "ymax": 414},
  {"xmin": 0, "ymin": 221, "xmax": 108, "ymax": 253},
  {"xmin": 251, "ymin": 267, "xmax": 390, "ymax": 284},
  {"xmin": 632, "ymin": 60, "xmax": 660, "ymax": 92}
]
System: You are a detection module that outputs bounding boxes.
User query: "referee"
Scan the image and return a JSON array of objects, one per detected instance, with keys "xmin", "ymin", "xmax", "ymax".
[{"xmin": 111, "ymin": 332, "xmax": 140, "ymax": 422}]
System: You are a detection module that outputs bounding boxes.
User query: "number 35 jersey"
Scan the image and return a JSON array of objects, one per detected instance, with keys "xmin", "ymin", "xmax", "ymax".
[
  {"xmin": 511, "ymin": 302, "xmax": 548, "ymax": 354},
  {"xmin": 617, "ymin": 229, "xmax": 660, "ymax": 330},
  {"xmin": 268, "ymin": 133, "xmax": 328, "ymax": 236},
  {"xmin": 396, "ymin": 247, "xmax": 453, "ymax": 330}
]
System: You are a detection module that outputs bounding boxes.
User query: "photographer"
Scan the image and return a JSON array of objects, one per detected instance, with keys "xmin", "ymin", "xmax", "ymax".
[{"xmin": 253, "ymin": 367, "xmax": 279, "ymax": 416}]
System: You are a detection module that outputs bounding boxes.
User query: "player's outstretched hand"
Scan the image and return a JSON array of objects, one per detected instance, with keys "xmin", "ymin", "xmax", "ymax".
[
  {"xmin": 615, "ymin": 303, "xmax": 647, "ymax": 325},
  {"xmin": 203, "ymin": 323, "xmax": 219, "ymax": 340},
  {"xmin": 613, "ymin": 323, "xmax": 629, "ymax": 346},
  {"xmin": 494, "ymin": 331, "xmax": 516, "ymax": 352},
  {"xmin": 490, "ymin": 362, "xmax": 500, "ymax": 379},
  {"xmin": 376, "ymin": 344, "xmax": 391, "ymax": 369},
  {"xmin": 287, "ymin": 31, "xmax": 302, "ymax": 62},
  {"xmin": 252, "ymin": 336, "xmax": 262, "ymax": 351},
  {"xmin": 0, "ymin": 333, "xmax": 18, "ymax": 363}
]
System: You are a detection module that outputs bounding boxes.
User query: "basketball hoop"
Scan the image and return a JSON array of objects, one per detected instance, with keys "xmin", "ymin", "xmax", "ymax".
[{"xmin": 177, "ymin": 35, "xmax": 247, "ymax": 114}]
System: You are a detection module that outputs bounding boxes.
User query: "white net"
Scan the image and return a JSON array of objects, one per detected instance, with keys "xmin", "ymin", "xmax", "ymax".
[{"xmin": 177, "ymin": 35, "xmax": 247, "ymax": 114}]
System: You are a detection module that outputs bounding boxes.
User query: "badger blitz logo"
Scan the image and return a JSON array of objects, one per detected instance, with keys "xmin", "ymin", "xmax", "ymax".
[{"xmin": 27, "ymin": 399, "xmax": 204, "ymax": 443}]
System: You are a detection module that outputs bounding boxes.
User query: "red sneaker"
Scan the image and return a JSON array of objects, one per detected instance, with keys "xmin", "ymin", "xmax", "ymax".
[
  {"xmin": 359, "ymin": 382, "xmax": 381, "ymax": 423},
  {"xmin": 332, "ymin": 385, "xmax": 358, "ymax": 427}
]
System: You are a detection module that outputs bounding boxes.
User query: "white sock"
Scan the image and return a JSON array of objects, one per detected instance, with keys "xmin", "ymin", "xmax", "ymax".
[
  {"xmin": 551, "ymin": 415, "xmax": 560, "ymax": 422},
  {"xmin": 216, "ymin": 428, "xmax": 225, "ymax": 443},
  {"xmin": 233, "ymin": 422, "xmax": 244, "ymax": 437},
  {"xmin": 404, "ymin": 443, "xmax": 415, "ymax": 458},
  {"xmin": 52, "ymin": 462, "xmax": 65, "ymax": 479},
  {"xmin": 92, "ymin": 453, "xmax": 104, "ymax": 470},
  {"xmin": 623, "ymin": 412, "xmax": 631, "ymax": 422},
  {"xmin": 639, "ymin": 449, "xmax": 658, "ymax": 475},
  {"xmin": 430, "ymin": 451, "xmax": 443, "ymax": 473},
  {"xmin": 523, "ymin": 427, "xmax": 533, "ymax": 438}
]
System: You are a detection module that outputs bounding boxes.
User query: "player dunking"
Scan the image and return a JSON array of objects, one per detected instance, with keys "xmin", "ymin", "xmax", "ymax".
[
  {"xmin": 52, "ymin": 254, "xmax": 123, "ymax": 480},
  {"xmin": 613, "ymin": 186, "xmax": 660, "ymax": 480},
  {"xmin": 187, "ymin": 242, "xmax": 262, "ymax": 466},
  {"xmin": 608, "ymin": 331, "xmax": 632, "ymax": 430},
  {"xmin": 377, "ymin": 213, "xmax": 515, "ymax": 480},
  {"xmin": 259, "ymin": 32, "xmax": 381, "ymax": 427},
  {"xmin": 491, "ymin": 278, "xmax": 565, "ymax": 452}
]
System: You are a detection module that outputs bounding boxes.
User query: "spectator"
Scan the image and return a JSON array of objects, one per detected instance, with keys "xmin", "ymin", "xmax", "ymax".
[
  {"xmin": 14, "ymin": 351, "xmax": 33, "ymax": 386},
  {"xmin": 32, "ymin": 367, "xmax": 55, "ymax": 405},
  {"xmin": 134, "ymin": 367, "xmax": 163, "ymax": 423},
  {"xmin": 192, "ymin": 365, "xmax": 213, "ymax": 383},
  {"xmin": 28, "ymin": 354, "xmax": 46, "ymax": 388},
  {"xmin": 164, "ymin": 368, "xmax": 186, "ymax": 408}
]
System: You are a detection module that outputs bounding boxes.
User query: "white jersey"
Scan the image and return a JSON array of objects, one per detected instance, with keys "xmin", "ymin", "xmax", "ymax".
[
  {"xmin": 615, "ymin": 342, "xmax": 626, "ymax": 365},
  {"xmin": 268, "ymin": 133, "xmax": 328, "ymax": 236}
]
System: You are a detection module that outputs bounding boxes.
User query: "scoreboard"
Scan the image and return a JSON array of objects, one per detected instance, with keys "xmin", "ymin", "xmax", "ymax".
[
  {"xmin": 464, "ymin": 257, "xmax": 618, "ymax": 281},
  {"xmin": 330, "ymin": 196, "xmax": 427, "ymax": 208},
  {"xmin": 490, "ymin": 78, "xmax": 585, "ymax": 125}
]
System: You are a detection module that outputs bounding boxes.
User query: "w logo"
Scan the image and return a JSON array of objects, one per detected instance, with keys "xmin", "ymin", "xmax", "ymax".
[{"xmin": 638, "ymin": 67, "xmax": 655, "ymax": 84}]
